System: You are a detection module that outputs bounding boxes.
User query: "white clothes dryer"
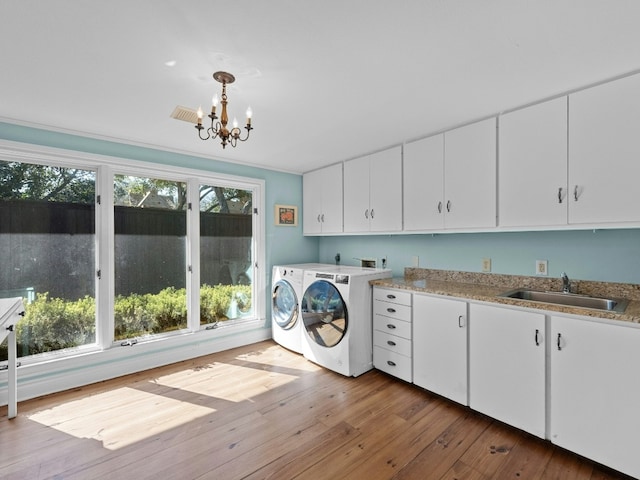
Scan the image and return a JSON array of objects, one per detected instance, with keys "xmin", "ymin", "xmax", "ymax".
[
  {"xmin": 271, "ymin": 264, "xmax": 325, "ymax": 353},
  {"xmin": 300, "ymin": 265, "xmax": 392, "ymax": 376}
]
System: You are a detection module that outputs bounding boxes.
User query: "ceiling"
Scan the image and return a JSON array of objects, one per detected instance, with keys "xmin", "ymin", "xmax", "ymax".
[{"xmin": 2, "ymin": 1, "xmax": 640, "ymax": 174}]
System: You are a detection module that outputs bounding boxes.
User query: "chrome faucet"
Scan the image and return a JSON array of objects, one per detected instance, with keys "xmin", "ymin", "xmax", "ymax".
[{"xmin": 561, "ymin": 272, "xmax": 571, "ymax": 293}]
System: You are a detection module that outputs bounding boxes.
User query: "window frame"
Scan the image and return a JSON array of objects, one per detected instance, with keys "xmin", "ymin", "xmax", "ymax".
[{"xmin": 0, "ymin": 140, "xmax": 265, "ymax": 364}]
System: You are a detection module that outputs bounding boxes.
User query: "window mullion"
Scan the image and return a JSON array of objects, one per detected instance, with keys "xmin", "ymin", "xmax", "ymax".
[
  {"xmin": 96, "ymin": 165, "xmax": 115, "ymax": 348},
  {"xmin": 187, "ymin": 178, "xmax": 201, "ymax": 331}
]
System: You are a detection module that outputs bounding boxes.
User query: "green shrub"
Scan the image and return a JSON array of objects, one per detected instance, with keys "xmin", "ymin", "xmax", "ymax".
[
  {"xmin": 15, "ymin": 292, "xmax": 96, "ymax": 356},
  {"xmin": 0, "ymin": 284, "xmax": 253, "ymax": 360}
]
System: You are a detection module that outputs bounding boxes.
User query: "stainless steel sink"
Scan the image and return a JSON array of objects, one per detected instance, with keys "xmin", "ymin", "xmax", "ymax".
[{"xmin": 497, "ymin": 288, "xmax": 629, "ymax": 313}]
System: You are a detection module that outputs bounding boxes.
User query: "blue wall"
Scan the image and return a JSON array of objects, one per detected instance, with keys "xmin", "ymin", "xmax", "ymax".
[
  {"xmin": 0, "ymin": 122, "xmax": 320, "ymax": 291},
  {"xmin": 319, "ymin": 229, "xmax": 640, "ymax": 284},
  {"xmin": 4, "ymin": 122, "xmax": 640, "ymax": 287}
]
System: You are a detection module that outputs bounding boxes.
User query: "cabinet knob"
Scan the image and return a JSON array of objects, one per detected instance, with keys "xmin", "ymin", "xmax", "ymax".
[
  {"xmin": 321, "ymin": 214, "xmax": 325, "ymax": 223},
  {"xmin": 535, "ymin": 328, "xmax": 541, "ymax": 346},
  {"xmin": 446, "ymin": 200, "xmax": 451, "ymax": 213},
  {"xmin": 387, "ymin": 307, "xmax": 396, "ymax": 313},
  {"xmin": 386, "ymin": 324, "xmax": 396, "ymax": 330},
  {"xmin": 387, "ymin": 360, "xmax": 396, "ymax": 367},
  {"xmin": 317, "ymin": 214, "xmax": 321, "ymax": 223},
  {"xmin": 370, "ymin": 209, "xmax": 375, "ymax": 219},
  {"xmin": 437, "ymin": 201, "xmax": 442, "ymax": 213},
  {"xmin": 386, "ymin": 294, "xmax": 396, "ymax": 299},
  {"xmin": 365, "ymin": 209, "xmax": 369, "ymax": 219},
  {"xmin": 387, "ymin": 340, "xmax": 396, "ymax": 347},
  {"xmin": 557, "ymin": 332, "xmax": 563, "ymax": 351},
  {"xmin": 558, "ymin": 187, "xmax": 563, "ymax": 204}
]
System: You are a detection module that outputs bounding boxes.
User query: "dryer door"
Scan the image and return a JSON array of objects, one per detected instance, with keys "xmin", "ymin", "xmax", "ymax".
[
  {"xmin": 272, "ymin": 280, "xmax": 299, "ymax": 330},
  {"xmin": 301, "ymin": 280, "xmax": 348, "ymax": 347}
]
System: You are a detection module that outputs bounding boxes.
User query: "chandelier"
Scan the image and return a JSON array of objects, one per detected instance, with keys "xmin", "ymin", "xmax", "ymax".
[{"xmin": 196, "ymin": 71, "xmax": 253, "ymax": 148}]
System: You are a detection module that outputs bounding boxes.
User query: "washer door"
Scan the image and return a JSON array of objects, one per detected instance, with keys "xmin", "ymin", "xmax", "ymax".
[
  {"xmin": 272, "ymin": 280, "xmax": 299, "ymax": 330},
  {"xmin": 301, "ymin": 280, "xmax": 348, "ymax": 347}
]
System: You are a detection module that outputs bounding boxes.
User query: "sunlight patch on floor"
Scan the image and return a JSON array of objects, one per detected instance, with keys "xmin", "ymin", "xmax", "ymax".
[
  {"xmin": 27, "ymin": 386, "xmax": 215, "ymax": 450},
  {"xmin": 153, "ymin": 361, "xmax": 301, "ymax": 403}
]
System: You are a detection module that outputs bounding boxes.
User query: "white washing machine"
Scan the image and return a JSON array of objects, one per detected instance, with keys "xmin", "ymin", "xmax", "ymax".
[
  {"xmin": 300, "ymin": 265, "xmax": 392, "ymax": 376},
  {"xmin": 271, "ymin": 263, "xmax": 325, "ymax": 353}
]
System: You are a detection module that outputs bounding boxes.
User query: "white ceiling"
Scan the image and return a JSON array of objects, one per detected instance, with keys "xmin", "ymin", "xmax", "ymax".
[{"xmin": 2, "ymin": 1, "xmax": 640, "ymax": 174}]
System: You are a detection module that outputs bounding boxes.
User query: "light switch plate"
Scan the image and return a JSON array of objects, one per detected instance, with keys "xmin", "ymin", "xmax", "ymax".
[
  {"xmin": 482, "ymin": 258, "xmax": 491, "ymax": 273},
  {"xmin": 536, "ymin": 260, "xmax": 548, "ymax": 276}
]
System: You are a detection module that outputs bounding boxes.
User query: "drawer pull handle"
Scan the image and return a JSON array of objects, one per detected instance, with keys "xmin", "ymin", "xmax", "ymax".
[
  {"xmin": 387, "ymin": 360, "xmax": 396, "ymax": 367},
  {"xmin": 458, "ymin": 315, "xmax": 464, "ymax": 328},
  {"xmin": 387, "ymin": 308, "xmax": 396, "ymax": 313},
  {"xmin": 386, "ymin": 294, "xmax": 396, "ymax": 299},
  {"xmin": 557, "ymin": 333, "xmax": 562, "ymax": 351},
  {"xmin": 535, "ymin": 329, "xmax": 541, "ymax": 346},
  {"xmin": 387, "ymin": 340, "xmax": 396, "ymax": 346},
  {"xmin": 386, "ymin": 324, "xmax": 396, "ymax": 330}
]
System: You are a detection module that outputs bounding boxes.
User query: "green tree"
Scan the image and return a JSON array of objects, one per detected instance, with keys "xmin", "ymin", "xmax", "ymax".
[{"xmin": 0, "ymin": 161, "xmax": 95, "ymax": 203}]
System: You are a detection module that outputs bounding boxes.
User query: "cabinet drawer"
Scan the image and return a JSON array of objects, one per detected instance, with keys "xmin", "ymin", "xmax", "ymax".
[
  {"xmin": 374, "ymin": 301, "xmax": 412, "ymax": 323},
  {"xmin": 374, "ymin": 330, "xmax": 412, "ymax": 357},
  {"xmin": 374, "ymin": 288, "xmax": 412, "ymax": 306},
  {"xmin": 373, "ymin": 314, "xmax": 412, "ymax": 339},
  {"xmin": 374, "ymin": 346, "xmax": 412, "ymax": 382}
]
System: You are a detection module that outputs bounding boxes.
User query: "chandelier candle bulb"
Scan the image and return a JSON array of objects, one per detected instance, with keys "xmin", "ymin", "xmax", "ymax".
[{"xmin": 196, "ymin": 107, "xmax": 203, "ymax": 125}]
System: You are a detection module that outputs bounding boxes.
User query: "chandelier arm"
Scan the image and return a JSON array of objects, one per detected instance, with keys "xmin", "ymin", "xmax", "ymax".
[{"xmin": 196, "ymin": 125, "xmax": 211, "ymax": 141}]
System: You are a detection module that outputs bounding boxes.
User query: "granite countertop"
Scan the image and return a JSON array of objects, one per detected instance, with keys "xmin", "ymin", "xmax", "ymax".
[{"xmin": 371, "ymin": 268, "xmax": 640, "ymax": 324}]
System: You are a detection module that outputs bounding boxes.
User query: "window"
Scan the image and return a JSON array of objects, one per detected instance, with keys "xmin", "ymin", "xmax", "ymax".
[
  {"xmin": 0, "ymin": 161, "xmax": 96, "ymax": 360},
  {"xmin": 113, "ymin": 174, "xmax": 188, "ymax": 341},
  {"xmin": 0, "ymin": 146, "xmax": 264, "ymax": 363},
  {"xmin": 199, "ymin": 184, "xmax": 253, "ymax": 326}
]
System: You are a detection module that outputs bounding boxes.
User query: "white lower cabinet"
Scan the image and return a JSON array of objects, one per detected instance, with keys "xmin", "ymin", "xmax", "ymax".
[
  {"xmin": 550, "ymin": 315, "xmax": 640, "ymax": 479},
  {"xmin": 373, "ymin": 287, "xmax": 412, "ymax": 382},
  {"xmin": 412, "ymin": 294, "xmax": 468, "ymax": 405},
  {"xmin": 469, "ymin": 304, "xmax": 546, "ymax": 438}
]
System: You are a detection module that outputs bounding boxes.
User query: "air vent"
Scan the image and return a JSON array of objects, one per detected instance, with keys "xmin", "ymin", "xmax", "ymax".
[{"xmin": 170, "ymin": 105, "xmax": 198, "ymax": 124}]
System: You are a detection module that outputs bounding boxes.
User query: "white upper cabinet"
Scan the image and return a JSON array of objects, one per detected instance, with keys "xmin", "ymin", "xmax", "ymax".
[
  {"xmin": 499, "ymin": 97, "xmax": 568, "ymax": 227},
  {"xmin": 569, "ymin": 74, "xmax": 640, "ymax": 224},
  {"xmin": 444, "ymin": 118, "xmax": 497, "ymax": 229},
  {"xmin": 403, "ymin": 118, "xmax": 497, "ymax": 231},
  {"xmin": 302, "ymin": 163, "xmax": 343, "ymax": 234},
  {"xmin": 343, "ymin": 146, "xmax": 402, "ymax": 233},
  {"xmin": 403, "ymin": 134, "xmax": 445, "ymax": 231}
]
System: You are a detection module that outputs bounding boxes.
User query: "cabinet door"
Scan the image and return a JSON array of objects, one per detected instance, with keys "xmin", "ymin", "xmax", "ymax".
[
  {"xmin": 303, "ymin": 164, "xmax": 343, "ymax": 234},
  {"xmin": 303, "ymin": 168, "xmax": 323, "ymax": 234},
  {"xmin": 319, "ymin": 163, "xmax": 343, "ymax": 233},
  {"xmin": 550, "ymin": 316, "xmax": 640, "ymax": 479},
  {"xmin": 403, "ymin": 135, "xmax": 445, "ymax": 231},
  {"xmin": 369, "ymin": 146, "xmax": 402, "ymax": 232},
  {"xmin": 569, "ymin": 74, "xmax": 640, "ymax": 224},
  {"xmin": 444, "ymin": 118, "xmax": 497, "ymax": 229},
  {"xmin": 469, "ymin": 304, "xmax": 545, "ymax": 438},
  {"xmin": 413, "ymin": 295, "xmax": 467, "ymax": 405},
  {"xmin": 343, "ymin": 155, "xmax": 370, "ymax": 232},
  {"xmin": 499, "ymin": 97, "xmax": 568, "ymax": 227}
]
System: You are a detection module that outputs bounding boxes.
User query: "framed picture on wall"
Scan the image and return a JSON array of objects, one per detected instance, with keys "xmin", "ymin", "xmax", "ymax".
[{"xmin": 274, "ymin": 204, "xmax": 298, "ymax": 226}]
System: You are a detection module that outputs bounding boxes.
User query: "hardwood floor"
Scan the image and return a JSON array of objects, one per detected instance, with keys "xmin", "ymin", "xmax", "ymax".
[{"xmin": 0, "ymin": 340, "xmax": 633, "ymax": 480}]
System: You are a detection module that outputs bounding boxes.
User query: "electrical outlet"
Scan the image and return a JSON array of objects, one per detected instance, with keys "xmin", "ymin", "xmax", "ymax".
[
  {"xmin": 411, "ymin": 256, "xmax": 419, "ymax": 267},
  {"xmin": 482, "ymin": 258, "xmax": 491, "ymax": 273},
  {"xmin": 536, "ymin": 260, "xmax": 548, "ymax": 276}
]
